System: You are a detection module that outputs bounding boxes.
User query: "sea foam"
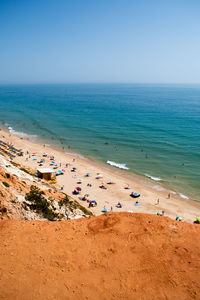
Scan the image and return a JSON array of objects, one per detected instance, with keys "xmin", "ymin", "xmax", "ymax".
[
  {"xmin": 145, "ymin": 174, "xmax": 162, "ymax": 181},
  {"xmin": 106, "ymin": 160, "xmax": 129, "ymax": 170},
  {"xmin": 179, "ymin": 193, "xmax": 189, "ymax": 199},
  {"xmin": 8, "ymin": 126, "xmax": 37, "ymax": 139}
]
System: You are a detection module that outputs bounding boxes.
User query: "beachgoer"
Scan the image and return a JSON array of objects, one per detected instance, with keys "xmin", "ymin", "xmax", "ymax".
[
  {"xmin": 103, "ymin": 206, "xmax": 108, "ymax": 212},
  {"xmin": 168, "ymin": 193, "xmax": 170, "ymax": 199},
  {"xmin": 155, "ymin": 198, "xmax": 159, "ymax": 205},
  {"xmin": 111, "ymin": 206, "xmax": 113, "ymax": 212},
  {"xmin": 99, "ymin": 184, "xmax": 107, "ymax": 190},
  {"xmin": 193, "ymin": 217, "xmax": 200, "ymax": 224}
]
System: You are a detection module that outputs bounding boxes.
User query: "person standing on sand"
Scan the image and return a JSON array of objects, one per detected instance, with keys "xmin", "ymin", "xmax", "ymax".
[
  {"xmin": 168, "ymin": 193, "xmax": 170, "ymax": 199},
  {"xmin": 111, "ymin": 206, "xmax": 113, "ymax": 212},
  {"xmin": 155, "ymin": 198, "xmax": 159, "ymax": 205}
]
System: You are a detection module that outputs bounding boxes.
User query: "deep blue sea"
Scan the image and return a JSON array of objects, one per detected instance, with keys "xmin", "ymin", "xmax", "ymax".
[{"xmin": 0, "ymin": 84, "xmax": 200, "ymax": 200}]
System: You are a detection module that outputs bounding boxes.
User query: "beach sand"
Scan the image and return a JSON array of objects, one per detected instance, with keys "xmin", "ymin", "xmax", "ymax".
[{"xmin": 1, "ymin": 127, "xmax": 200, "ymax": 223}]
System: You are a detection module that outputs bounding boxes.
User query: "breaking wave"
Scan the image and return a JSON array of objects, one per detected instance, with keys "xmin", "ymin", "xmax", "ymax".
[
  {"xmin": 179, "ymin": 193, "xmax": 189, "ymax": 199},
  {"xmin": 8, "ymin": 126, "xmax": 37, "ymax": 139},
  {"xmin": 145, "ymin": 174, "xmax": 162, "ymax": 181},
  {"xmin": 106, "ymin": 160, "xmax": 129, "ymax": 170}
]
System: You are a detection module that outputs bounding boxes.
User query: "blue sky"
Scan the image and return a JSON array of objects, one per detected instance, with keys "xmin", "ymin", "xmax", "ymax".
[{"xmin": 0, "ymin": 0, "xmax": 200, "ymax": 84}]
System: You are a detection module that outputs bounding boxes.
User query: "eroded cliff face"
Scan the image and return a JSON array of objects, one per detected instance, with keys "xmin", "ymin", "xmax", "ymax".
[
  {"xmin": 0, "ymin": 154, "xmax": 91, "ymax": 220},
  {"xmin": 0, "ymin": 213, "xmax": 200, "ymax": 300}
]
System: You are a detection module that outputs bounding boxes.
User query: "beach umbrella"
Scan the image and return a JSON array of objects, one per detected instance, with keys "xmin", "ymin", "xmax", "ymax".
[
  {"xmin": 84, "ymin": 194, "xmax": 89, "ymax": 197},
  {"xmin": 52, "ymin": 161, "xmax": 55, "ymax": 164},
  {"xmin": 62, "ymin": 169, "xmax": 66, "ymax": 172},
  {"xmin": 76, "ymin": 187, "xmax": 82, "ymax": 191},
  {"xmin": 91, "ymin": 200, "xmax": 97, "ymax": 204},
  {"xmin": 196, "ymin": 217, "xmax": 200, "ymax": 222},
  {"xmin": 87, "ymin": 172, "xmax": 91, "ymax": 175},
  {"xmin": 58, "ymin": 170, "xmax": 63, "ymax": 174},
  {"xmin": 134, "ymin": 192, "xmax": 140, "ymax": 196}
]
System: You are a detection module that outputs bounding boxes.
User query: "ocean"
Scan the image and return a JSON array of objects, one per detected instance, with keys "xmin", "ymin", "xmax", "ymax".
[{"xmin": 0, "ymin": 84, "xmax": 199, "ymax": 200}]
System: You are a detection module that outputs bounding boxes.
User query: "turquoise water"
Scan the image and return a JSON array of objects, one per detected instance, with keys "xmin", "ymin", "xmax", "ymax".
[{"xmin": 0, "ymin": 84, "xmax": 200, "ymax": 200}]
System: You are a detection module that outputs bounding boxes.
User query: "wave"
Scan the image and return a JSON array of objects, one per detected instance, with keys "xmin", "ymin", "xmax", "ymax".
[
  {"xmin": 8, "ymin": 126, "xmax": 37, "ymax": 139},
  {"xmin": 179, "ymin": 193, "xmax": 189, "ymax": 199},
  {"xmin": 145, "ymin": 174, "xmax": 162, "ymax": 181},
  {"xmin": 106, "ymin": 160, "xmax": 129, "ymax": 170}
]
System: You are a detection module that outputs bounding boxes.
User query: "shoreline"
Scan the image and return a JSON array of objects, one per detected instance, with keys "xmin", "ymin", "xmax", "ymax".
[
  {"xmin": 1, "ymin": 126, "xmax": 200, "ymax": 223},
  {"xmin": 3, "ymin": 124, "xmax": 199, "ymax": 202}
]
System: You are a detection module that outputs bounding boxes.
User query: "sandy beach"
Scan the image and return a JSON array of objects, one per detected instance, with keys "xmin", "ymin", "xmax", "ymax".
[{"xmin": 1, "ymin": 127, "xmax": 200, "ymax": 223}]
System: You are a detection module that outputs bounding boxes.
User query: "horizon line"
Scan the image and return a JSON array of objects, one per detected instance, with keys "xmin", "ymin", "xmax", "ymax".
[{"xmin": 1, "ymin": 82, "xmax": 200, "ymax": 86}]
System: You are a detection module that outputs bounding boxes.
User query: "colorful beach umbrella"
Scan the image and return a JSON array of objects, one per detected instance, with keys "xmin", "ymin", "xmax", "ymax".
[{"xmin": 76, "ymin": 187, "xmax": 82, "ymax": 191}]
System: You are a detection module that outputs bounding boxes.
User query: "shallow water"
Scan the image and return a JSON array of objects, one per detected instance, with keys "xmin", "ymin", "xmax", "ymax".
[{"xmin": 0, "ymin": 84, "xmax": 200, "ymax": 200}]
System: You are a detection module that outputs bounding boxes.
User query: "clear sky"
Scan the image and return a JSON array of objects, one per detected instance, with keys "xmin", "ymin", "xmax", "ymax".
[{"xmin": 0, "ymin": 0, "xmax": 200, "ymax": 84}]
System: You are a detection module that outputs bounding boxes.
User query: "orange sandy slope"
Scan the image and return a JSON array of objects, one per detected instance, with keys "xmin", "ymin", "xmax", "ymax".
[{"xmin": 0, "ymin": 213, "xmax": 200, "ymax": 300}]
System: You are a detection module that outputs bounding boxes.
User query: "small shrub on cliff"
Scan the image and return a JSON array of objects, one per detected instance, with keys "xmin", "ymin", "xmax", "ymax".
[
  {"xmin": 20, "ymin": 167, "xmax": 33, "ymax": 176},
  {"xmin": 2, "ymin": 181, "xmax": 10, "ymax": 188},
  {"xmin": 59, "ymin": 195, "xmax": 70, "ymax": 207},
  {"xmin": 25, "ymin": 185, "xmax": 45, "ymax": 203},
  {"xmin": 25, "ymin": 185, "xmax": 58, "ymax": 221}
]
